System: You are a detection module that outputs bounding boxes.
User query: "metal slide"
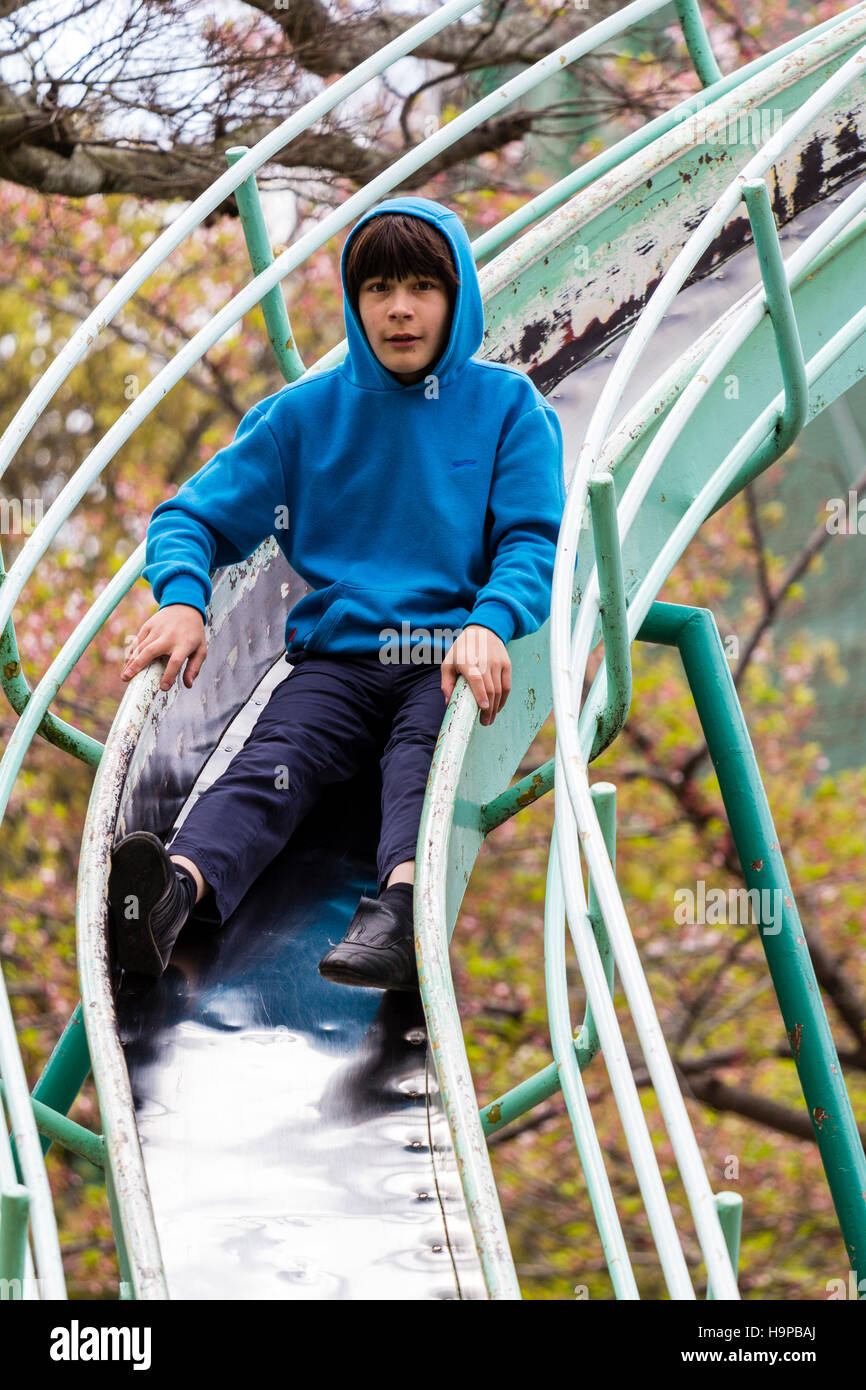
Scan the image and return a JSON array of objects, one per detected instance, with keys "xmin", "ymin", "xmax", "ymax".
[
  {"xmin": 3, "ymin": 0, "xmax": 866, "ymax": 1300},
  {"xmin": 106, "ymin": 551, "xmax": 486, "ymax": 1300}
]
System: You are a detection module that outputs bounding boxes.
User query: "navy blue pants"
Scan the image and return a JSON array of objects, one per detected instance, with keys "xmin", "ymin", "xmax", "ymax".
[{"xmin": 165, "ymin": 650, "xmax": 448, "ymax": 926}]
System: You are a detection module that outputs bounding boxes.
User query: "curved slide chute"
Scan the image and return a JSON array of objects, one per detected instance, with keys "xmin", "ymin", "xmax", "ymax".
[{"xmin": 2, "ymin": 0, "xmax": 866, "ymax": 1301}]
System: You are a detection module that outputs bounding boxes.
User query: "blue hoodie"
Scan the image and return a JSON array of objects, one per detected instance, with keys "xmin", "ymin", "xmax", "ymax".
[{"xmin": 143, "ymin": 196, "xmax": 565, "ymax": 661}]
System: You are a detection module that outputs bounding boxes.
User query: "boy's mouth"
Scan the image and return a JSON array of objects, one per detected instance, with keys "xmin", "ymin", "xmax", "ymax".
[{"xmin": 387, "ymin": 334, "xmax": 420, "ymax": 344}]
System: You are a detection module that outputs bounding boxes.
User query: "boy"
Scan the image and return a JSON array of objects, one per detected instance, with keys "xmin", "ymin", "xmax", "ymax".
[{"xmin": 110, "ymin": 194, "xmax": 565, "ymax": 992}]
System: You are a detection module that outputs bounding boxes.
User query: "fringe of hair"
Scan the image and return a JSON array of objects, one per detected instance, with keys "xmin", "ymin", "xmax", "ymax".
[{"xmin": 344, "ymin": 213, "xmax": 460, "ymax": 313}]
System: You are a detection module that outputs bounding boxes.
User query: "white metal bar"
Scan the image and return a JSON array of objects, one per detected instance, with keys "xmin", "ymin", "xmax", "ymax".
[
  {"xmin": 544, "ymin": 826, "xmax": 641, "ymax": 1299},
  {"xmin": 0, "ymin": 976, "xmax": 66, "ymax": 1297},
  {"xmin": 549, "ymin": 758, "xmax": 698, "ymax": 1298}
]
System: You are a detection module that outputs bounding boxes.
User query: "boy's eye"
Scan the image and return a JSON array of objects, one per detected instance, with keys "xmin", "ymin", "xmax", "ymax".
[{"xmin": 365, "ymin": 279, "xmax": 438, "ymax": 292}]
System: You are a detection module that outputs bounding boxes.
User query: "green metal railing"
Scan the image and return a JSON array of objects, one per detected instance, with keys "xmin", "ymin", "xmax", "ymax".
[
  {"xmin": 415, "ymin": 21, "xmax": 866, "ymax": 1299},
  {"xmin": 639, "ymin": 603, "xmax": 866, "ymax": 1270}
]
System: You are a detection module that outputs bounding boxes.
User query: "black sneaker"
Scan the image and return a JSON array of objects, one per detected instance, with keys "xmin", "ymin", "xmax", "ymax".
[
  {"xmin": 108, "ymin": 831, "xmax": 196, "ymax": 977},
  {"xmin": 318, "ymin": 894, "xmax": 419, "ymax": 992}
]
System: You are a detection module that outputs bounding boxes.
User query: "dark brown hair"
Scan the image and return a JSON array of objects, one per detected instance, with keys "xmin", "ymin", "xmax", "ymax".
[{"xmin": 344, "ymin": 213, "xmax": 460, "ymax": 316}]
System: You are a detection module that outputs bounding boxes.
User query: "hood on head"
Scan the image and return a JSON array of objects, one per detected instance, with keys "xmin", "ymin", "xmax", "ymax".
[{"xmin": 339, "ymin": 196, "xmax": 484, "ymax": 392}]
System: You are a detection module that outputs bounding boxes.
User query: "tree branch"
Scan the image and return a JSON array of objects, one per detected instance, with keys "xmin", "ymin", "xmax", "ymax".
[
  {"xmin": 247, "ymin": 0, "xmax": 597, "ymax": 77},
  {"xmin": 683, "ymin": 1072, "xmax": 866, "ymax": 1148}
]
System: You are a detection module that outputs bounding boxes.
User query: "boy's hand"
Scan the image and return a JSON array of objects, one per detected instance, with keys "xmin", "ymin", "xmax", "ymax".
[
  {"xmin": 121, "ymin": 605, "xmax": 208, "ymax": 692},
  {"xmin": 441, "ymin": 624, "xmax": 511, "ymax": 727}
]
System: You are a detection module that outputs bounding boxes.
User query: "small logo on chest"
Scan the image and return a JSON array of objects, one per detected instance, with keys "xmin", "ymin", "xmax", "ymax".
[{"xmin": 450, "ymin": 458, "xmax": 478, "ymax": 469}]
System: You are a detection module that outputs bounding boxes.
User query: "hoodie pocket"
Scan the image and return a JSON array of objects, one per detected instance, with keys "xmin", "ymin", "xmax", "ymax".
[
  {"xmin": 306, "ymin": 593, "xmax": 349, "ymax": 650},
  {"xmin": 311, "ymin": 581, "xmax": 473, "ymax": 655}
]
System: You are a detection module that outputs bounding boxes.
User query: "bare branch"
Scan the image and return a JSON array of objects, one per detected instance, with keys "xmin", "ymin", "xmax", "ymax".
[
  {"xmin": 0, "ymin": 0, "xmax": 660, "ymax": 202},
  {"xmin": 244, "ymin": 0, "xmax": 598, "ymax": 77},
  {"xmin": 683, "ymin": 1072, "xmax": 866, "ymax": 1148}
]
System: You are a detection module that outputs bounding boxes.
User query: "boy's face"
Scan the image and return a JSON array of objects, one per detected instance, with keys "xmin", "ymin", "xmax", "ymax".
[{"xmin": 357, "ymin": 272, "xmax": 452, "ymax": 385}]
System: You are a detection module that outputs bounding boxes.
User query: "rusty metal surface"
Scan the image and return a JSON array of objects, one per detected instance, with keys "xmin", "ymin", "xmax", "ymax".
[
  {"xmin": 551, "ymin": 193, "xmax": 846, "ymax": 485},
  {"xmin": 477, "ymin": 9, "xmax": 866, "ymax": 394}
]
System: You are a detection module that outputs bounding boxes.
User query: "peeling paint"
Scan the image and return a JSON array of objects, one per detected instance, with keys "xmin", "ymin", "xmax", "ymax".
[
  {"xmin": 479, "ymin": 62, "xmax": 866, "ymax": 396},
  {"xmin": 516, "ymin": 770, "xmax": 547, "ymax": 809}
]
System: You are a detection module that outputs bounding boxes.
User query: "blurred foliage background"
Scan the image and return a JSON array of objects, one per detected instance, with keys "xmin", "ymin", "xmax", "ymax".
[{"xmin": 0, "ymin": 0, "xmax": 863, "ymax": 1299}]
